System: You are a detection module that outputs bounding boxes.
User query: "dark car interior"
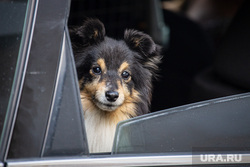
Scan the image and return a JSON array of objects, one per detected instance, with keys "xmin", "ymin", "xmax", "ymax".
[{"xmin": 69, "ymin": 0, "xmax": 250, "ymax": 111}]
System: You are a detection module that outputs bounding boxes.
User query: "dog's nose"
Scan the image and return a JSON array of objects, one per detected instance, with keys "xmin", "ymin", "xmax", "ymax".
[{"xmin": 105, "ymin": 91, "xmax": 119, "ymax": 102}]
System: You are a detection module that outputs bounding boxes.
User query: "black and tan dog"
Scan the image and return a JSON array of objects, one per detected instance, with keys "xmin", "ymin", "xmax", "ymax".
[{"xmin": 70, "ymin": 19, "xmax": 161, "ymax": 153}]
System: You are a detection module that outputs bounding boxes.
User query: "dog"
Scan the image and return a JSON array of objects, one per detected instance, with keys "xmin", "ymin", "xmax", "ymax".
[{"xmin": 70, "ymin": 19, "xmax": 161, "ymax": 153}]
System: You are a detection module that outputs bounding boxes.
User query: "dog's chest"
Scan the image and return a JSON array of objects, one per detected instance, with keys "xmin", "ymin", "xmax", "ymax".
[{"xmin": 84, "ymin": 109, "xmax": 127, "ymax": 153}]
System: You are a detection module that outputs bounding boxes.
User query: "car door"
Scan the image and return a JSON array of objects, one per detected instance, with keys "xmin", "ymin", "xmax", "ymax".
[
  {"xmin": 1, "ymin": 0, "xmax": 250, "ymax": 167},
  {"xmin": 0, "ymin": 0, "xmax": 88, "ymax": 162}
]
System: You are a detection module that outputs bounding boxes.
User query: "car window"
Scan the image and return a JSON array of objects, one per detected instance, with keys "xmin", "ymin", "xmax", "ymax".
[
  {"xmin": 5, "ymin": 0, "xmax": 88, "ymax": 159},
  {"xmin": 113, "ymin": 93, "xmax": 250, "ymax": 154},
  {"xmin": 41, "ymin": 29, "xmax": 88, "ymax": 157},
  {"xmin": 0, "ymin": 0, "xmax": 28, "ymax": 162},
  {"xmin": 0, "ymin": 0, "xmax": 27, "ymax": 142}
]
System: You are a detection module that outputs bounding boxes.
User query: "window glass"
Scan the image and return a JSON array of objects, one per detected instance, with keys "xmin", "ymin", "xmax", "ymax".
[
  {"xmin": 42, "ymin": 31, "xmax": 88, "ymax": 157},
  {"xmin": 113, "ymin": 93, "xmax": 250, "ymax": 154},
  {"xmin": 5, "ymin": 0, "xmax": 87, "ymax": 159},
  {"xmin": 0, "ymin": 0, "xmax": 28, "ymax": 139}
]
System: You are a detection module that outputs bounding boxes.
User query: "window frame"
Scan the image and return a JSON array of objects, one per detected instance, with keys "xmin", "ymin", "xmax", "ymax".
[{"xmin": 6, "ymin": 153, "xmax": 250, "ymax": 166}]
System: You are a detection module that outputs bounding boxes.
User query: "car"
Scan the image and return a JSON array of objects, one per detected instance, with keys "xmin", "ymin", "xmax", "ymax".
[{"xmin": 0, "ymin": 0, "xmax": 250, "ymax": 166}]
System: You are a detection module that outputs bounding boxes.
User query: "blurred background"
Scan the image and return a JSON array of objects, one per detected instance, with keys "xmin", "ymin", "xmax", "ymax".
[{"xmin": 68, "ymin": 0, "xmax": 250, "ymax": 112}]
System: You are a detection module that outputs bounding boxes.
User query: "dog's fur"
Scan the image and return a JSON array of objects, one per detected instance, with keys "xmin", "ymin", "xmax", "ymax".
[{"xmin": 70, "ymin": 19, "xmax": 161, "ymax": 153}]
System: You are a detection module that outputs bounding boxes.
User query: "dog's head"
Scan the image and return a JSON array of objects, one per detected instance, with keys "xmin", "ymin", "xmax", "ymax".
[{"xmin": 70, "ymin": 19, "xmax": 161, "ymax": 115}]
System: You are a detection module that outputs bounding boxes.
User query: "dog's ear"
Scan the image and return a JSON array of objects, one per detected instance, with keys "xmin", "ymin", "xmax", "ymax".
[
  {"xmin": 70, "ymin": 18, "xmax": 105, "ymax": 49},
  {"xmin": 124, "ymin": 29, "xmax": 162, "ymax": 78}
]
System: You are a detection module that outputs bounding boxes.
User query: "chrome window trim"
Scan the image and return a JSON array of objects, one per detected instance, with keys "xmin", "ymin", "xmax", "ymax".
[{"xmin": 7, "ymin": 154, "xmax": 250, "ymax": 167}]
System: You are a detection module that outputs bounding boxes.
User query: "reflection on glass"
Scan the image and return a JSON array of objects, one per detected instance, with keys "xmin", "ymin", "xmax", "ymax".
[{"xmin": 0, "ymin": 0, "xmax": 28, "ymax": 138}]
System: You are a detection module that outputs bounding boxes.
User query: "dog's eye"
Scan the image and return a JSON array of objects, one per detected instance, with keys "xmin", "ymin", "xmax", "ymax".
[
  {"xmin": 121, "ymin": 71, "xmax": 130, "ymax": 80},
  {"xmin": 92, "ymin": 66, "xmax": 102, "ymax": 74}
]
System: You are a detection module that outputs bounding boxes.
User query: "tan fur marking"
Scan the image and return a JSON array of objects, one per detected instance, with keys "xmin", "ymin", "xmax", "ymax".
[
  {"xmin": 93, "ymin": 29, "xmax": 98, "ymax": 39},
  {"xmin": 97, "ymin": 58, "xmax": 107, "ymax": 74},
  {"xmin": 119, "ymin": 62, "xmax": 131, "ymax": 82},
  {"xmin": 89, "ymin": 69, "xmax": 94, "ymax": 76},
  {"xmin": 78, "ymin": 77, "xmax": 84, "ymax": 90},
  {"xmin": 115, "ymin": 81, "xmax": 140, "ymax": 118},
  {"xmin": 118, "ymin": 62, "xmax": 129, "ymax": 73},
  {"xmin": 134, "ymin": 38, "xmax": 141, "ymax": 47},
  {"xmin": 82, "ymin": 79, "xmax": 105, "ymax": 101}
]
